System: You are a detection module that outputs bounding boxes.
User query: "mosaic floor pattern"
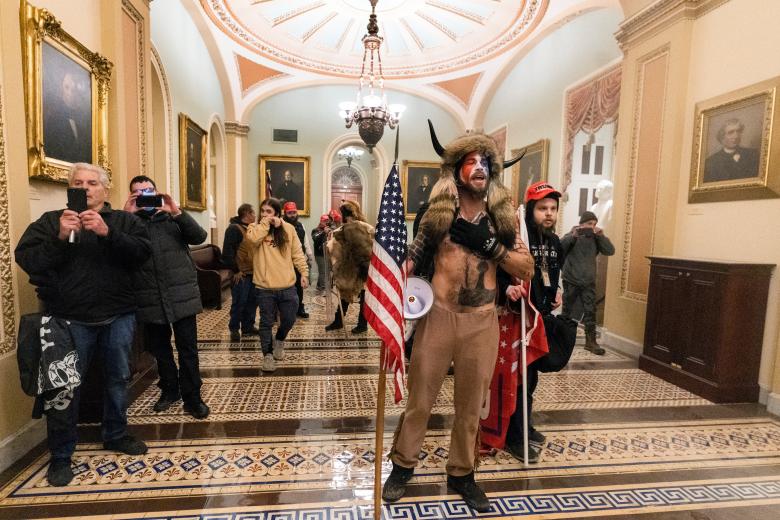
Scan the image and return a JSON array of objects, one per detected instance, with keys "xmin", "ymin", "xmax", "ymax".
[
  {"xmin": 3, "ymin": 418, "xmax": 779, "ymax": 506},
  {"xmin": 73, "ymin": 475, "xmax": 780, "ymax": 520},
  {"xmin": 195, "ymin": 343, "xmax": 626, "ymax": 368},
  {"xmin": 127, "ymin": 369, "xmax": 710, "ymax": 424}
]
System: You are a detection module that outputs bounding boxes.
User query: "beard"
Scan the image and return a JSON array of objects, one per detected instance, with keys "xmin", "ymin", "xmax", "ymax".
[
  {"xmin": 461, "ymin": 178, "xmax": 488, "ymax": 197},
  {"xmin": 284, "ymin": 216, "xmax": 298, "ymax": 225}
]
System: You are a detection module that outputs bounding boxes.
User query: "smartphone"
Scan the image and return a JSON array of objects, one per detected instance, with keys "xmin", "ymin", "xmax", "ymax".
[
  {"xmin": 136, "ymin": 194, "xmax": 163, "ymax": 208},
  {"xmin": 66, "ymin": 188, "xmax": 87, "ymax": 213},
  {"xmin": 579, "ymin": 226, "xmax": 594, "ymax": 238}
]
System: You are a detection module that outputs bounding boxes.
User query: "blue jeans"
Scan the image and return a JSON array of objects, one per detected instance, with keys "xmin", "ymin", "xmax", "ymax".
[
  {"xmin": 229, "ymin": 274, "xmax": 258, "ymax": 332},
  {"xmin": 256, "ymin": 286, "xmax": 298, "ymax": 355},
  {"xmin": 48, "ymin": 313, "xmax": 136, "ymax": 460}
]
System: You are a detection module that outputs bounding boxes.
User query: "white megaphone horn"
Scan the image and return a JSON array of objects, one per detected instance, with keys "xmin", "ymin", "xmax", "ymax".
[{"xmin": 403, "ymin": 276, "xmax": 434, "ymax": 321}]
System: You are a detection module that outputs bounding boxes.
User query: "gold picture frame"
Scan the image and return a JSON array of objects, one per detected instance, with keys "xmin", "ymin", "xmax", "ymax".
[
  {"xmin": 689, "ymin": 76, "xmax": 780, "ymax": 203},
  {"xmin": 401, "ymin": 160, "xmax": 439, "ymax": 220},
  {"xmin": 259, "ymin": 155, "xmax": 311, "ymax": 217},
  {"xmin": 511, "ymin": 139, "xmax": 549, "ymax": 205},
  {"xmin": 21, "ymin": 1, "xmax": 112, "ymax": 183},
  {"xmin": 178, "ymin": 113, "xmax": 207, "ymax": 211}
]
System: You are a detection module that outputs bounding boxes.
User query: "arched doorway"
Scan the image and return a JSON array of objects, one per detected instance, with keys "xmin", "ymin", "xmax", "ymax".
[
  {"xmin": 150, "ymin": 47, "xmax": 172, "ymax": 191},
  {"xmin": 207, "ymin": 118, "xmax": 227, "ymax": 245},
  {"xmin": 330, "ymin": 165, "xmax": 363, "ymax": 211}
]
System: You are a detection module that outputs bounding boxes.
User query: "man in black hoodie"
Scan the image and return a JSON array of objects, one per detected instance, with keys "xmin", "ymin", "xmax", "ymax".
[
  {"xmin": 223, "ymin": 203, "xmax": 259, "ymax": 340},
  {"xmin": 503, "ymin": 181, "xmax": 576, "ymax": 464},
  {"xmin": 15, "ymin": 163, "xmax": 151, "ymax": 487}
]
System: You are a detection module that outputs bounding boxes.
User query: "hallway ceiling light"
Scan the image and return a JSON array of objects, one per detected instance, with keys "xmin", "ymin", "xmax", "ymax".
[
  {"xmin": 337, "ymin": 146, "xmax": 365, "ymax": 170},
  {"xmin": 338, "ymin": 0, "xmax": 405, "ymax": 152}
]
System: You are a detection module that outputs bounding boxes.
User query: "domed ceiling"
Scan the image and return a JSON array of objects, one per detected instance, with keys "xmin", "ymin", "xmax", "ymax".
[{"xmin": 201, "ymin": 0, "xmax": 548, "ymax": 78}]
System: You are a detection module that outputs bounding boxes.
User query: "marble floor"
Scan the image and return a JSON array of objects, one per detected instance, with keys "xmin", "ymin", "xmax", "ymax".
[{"xmin": 1, "ymin": 291, "xmax": 777, "ymax": 520}]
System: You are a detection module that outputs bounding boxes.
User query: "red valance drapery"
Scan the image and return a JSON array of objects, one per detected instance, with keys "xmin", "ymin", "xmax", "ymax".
[{"xmin": 562, "ymin": 65, "xmax": 622, "ymax": 193}]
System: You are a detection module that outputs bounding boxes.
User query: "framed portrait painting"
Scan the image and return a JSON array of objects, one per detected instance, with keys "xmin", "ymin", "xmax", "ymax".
[
  {"xmin": 689, "ymin": 76, "xmax": 780, "ymax": 203},
  {"xmin": 178, "ymin": 114, "xmax": 207, "ymax": 211},
  {"xmin": 259, "ymin": 155, "xmax": 311, "ymax": 217},
  {"xmin": 511, "ymin": 139, "xmax": 549, "ymax": 205},
  {"xmin": 21, "ymin": 2, "xmax": 112, "ymax": 183},
  {"xmin": 401, "ymin": 161, "xmax": 439, "ymax": 220}
]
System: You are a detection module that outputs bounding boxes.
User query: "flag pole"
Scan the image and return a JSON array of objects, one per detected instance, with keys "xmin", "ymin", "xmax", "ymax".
[
  {"xmin": 373, "ymin": 125, "xmax": 401, "ymax": 520},
  {"xmin": 520, "ymin": 205, "xmax": 529, "ymax": 468}
]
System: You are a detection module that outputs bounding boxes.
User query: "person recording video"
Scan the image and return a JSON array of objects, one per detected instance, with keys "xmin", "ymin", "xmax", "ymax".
[
  {"xmin": 15, "ymin": 163, "xmax": 151, "ymax": 487},
  {"xmin": 124, "ymin": 176, "xmax": 210, "ymax": 420}
]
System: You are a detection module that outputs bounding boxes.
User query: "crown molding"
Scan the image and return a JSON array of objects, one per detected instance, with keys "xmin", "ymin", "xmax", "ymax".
[
  {"xmin": 615, "ymin": 0, "xmax": 730, "ymax": 51},
  {"xmin": 224, "ymin": 121, "xmax": 250, "ymax": 136}
]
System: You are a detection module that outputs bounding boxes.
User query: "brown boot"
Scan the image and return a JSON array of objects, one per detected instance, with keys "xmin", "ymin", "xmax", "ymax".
[{"xmin": 585, "ymin": 331, "xmax": 605, "ymax": 355}]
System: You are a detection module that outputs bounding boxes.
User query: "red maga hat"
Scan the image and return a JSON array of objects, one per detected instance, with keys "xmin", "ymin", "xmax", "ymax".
[
  {"xmin": 525, "ymin": 181, "xmax": 562, "ymax": 203},
  {"xmin": 319, "ymin": 214, "xmax": 330, "ymax": 224},
  {"xmin": 283, "ymin": 201, "xmax": 298, "ymax": 212}
]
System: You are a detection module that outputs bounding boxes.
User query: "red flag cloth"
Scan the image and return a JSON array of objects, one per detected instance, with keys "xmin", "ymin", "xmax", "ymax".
[
  {"xmin": 480, "ymin": 286, "xmax": 548, "ymax": 450},
  {"xmin": 364, "ymin": 165, "xmax": 407, "ymax": 403}
]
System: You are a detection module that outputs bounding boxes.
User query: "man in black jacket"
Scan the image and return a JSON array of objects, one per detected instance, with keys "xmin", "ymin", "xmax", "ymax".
[
  {"xmin": 223, "ymin": 203, "xmax": 259, "ymax": 340},
  {"xmin": 283, "ymin": 201, "xmax": 310, "ymax": 318},
  {"xmin": 125, "ymin": 176, "xmax": 209, "ymax": 420},
  {"xmin": 15, "ymin": 163, "xmax": 151, "ymax": 487}
]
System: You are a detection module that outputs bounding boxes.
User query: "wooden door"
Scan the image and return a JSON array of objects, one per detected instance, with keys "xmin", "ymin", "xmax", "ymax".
[
  {"xmin": 679, "ymin": 269, "xmax": 720, "ymax": 381},
  {"xmin": 331, "ymin": 187, "xmax": 362, "ymax": 212},
  {"xmin": 643, "ymin": 266, "xmax": 685, "ymax": 366}
]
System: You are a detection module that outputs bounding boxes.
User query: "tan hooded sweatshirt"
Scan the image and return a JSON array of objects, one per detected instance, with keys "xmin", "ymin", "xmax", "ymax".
[{"xmin": 245, "ymin": 218, "xmax": 308, "ymax": 290}]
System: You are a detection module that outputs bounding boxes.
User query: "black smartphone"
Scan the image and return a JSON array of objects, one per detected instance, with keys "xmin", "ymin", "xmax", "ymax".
[
  {"xmin": 136, "ymin": 194, "xmax": 163, "ymax": 208},
  {"xmin": 66, "ymin": 188, "xmax": 87, "ymax": 213},
  {"xmin": 579, "ymin": 226, "xmax": 594, "ymax": 238}
]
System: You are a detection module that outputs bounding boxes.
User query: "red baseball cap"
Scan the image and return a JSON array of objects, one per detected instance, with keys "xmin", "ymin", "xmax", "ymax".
[
  {"xmin": 283, "ymin": 201, "xmax": 298, "ymax": 212},
  {"xmin": 319, "ymin": 214, "xmax": 330, "ymax": 224},
  {"xmin": 328, "ymin": 209, "xmax": 342, "ymax": 223},
  {"xmin": 525, "ymin": 181, "xmax": 562, "ymax": 203}
]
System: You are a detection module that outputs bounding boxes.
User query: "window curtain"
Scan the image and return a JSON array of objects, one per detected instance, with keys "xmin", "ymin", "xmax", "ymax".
[{"xmin": 562, "ymin": 65, "xmax": 622, "ymax": 192}]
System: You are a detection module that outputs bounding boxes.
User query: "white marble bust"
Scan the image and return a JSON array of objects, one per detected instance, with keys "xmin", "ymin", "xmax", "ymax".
[{"xmin": 589, "ymin": 179, "xmax": 613, "ymax": 226}]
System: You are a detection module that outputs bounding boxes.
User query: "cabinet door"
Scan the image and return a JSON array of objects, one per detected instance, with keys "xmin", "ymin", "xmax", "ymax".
[
  {"xmin": 679, "ymin": 269, "xmax": 720, "ymax": 380},
  {"xmin": 644, "ymin": 266, "xmax": 686, "ymax": 364}
]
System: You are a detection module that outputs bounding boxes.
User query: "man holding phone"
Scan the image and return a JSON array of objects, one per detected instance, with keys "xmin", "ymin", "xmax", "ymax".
[
  {"xmin": 124, "ymin": 176, "xmax": 210, "ymax": 419},
  {"xmin": 15, "ymin": 163, "xmax": 152, "ymax": 487},
  {"xmin": 560, "ymin": 210, "xmax": 615, "ymax": 354}
]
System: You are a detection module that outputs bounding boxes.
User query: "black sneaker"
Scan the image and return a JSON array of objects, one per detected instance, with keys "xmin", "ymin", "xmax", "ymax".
[
  {"xmin": 447, "ymin": 472, "xmax": 491, "ymax": 512},
  {"xmin": 506, "ymin": 442, "xmax": 540, "ymax": 464},
  {"xmin": 529, "ymin": 428, "xmax": 546, "ymax": 444},
  {"xmin": 230, "ymin": 329, "xmax": 240, "ymax": 341},
  {"xmin": 46, "ymin": 458, "xmax": 74, "ymax": 487},
  {"xmin": 153, "ymin": 392, "xmax": 181, "ymax": 412},
  {"xmin": 183, "ymin": 400, "xmax": 210, "ymax": 420},
  {"xmin": 297, "ymin": 310, "xmax": 309, "ymax": 319},
  {"xmin": 351, "ymin": 324, "xmax": 368, "ymax": 334},
  {"xmin": 381, "ymin": 463, "xmax": 414, "ymax": 502},
  {"xmin": 325, "ymin": 320, "xmax": 343, "ymax": 331},
  {"xmin": 103, "ymin": 434, "xmax": 148, "ymax": 456}
]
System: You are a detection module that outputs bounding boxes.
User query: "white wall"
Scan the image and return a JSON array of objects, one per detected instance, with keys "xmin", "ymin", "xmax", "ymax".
[
  {"xmin": 674, "ymin": 0, "xmax": 780, "ymax": 394},
  {"xmin": 244, "ymin": 86, "xmax": 460, "ymax": 232},
  {"xmin": 151, "ymin": 0, "xmax": 226, "ymax": 231},
  {"xmin": 483, "ymin": 8, "xmax": 623, "ymax": 191}
]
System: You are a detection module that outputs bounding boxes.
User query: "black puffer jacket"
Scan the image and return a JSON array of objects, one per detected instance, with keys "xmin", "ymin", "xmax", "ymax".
[
  {"xmin": 14, "ymin": 204, "xmax": 151, "ymax": 322},
  {"xmin": 132, "ymin": 210, "xmax": 207, "ymax": 324},
  {"xmin": 524, "ymin": 200, "xmax": 565, "ymax": 315}
]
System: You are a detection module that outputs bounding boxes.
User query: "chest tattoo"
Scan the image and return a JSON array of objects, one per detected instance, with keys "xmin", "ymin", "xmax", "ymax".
[{"xmin": 457, "ymin": 258, "xmax": 495, "ymax": 306}]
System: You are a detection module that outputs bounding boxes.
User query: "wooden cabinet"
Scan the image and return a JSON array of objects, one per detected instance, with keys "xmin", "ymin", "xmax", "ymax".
[{"xmin": 640, "ymin": 257, "xmax": 774, "ymax": 403}]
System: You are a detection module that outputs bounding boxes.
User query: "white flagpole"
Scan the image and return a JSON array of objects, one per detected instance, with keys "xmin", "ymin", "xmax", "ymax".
[{"xmin": 519, "ymin": 205, "xmax": 529, "ymax": 468}]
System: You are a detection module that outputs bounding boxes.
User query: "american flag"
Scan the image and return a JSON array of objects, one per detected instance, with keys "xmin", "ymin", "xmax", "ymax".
[{"xmin": 364, "ymin": 164, "xmax": 408, "ymax": 403}]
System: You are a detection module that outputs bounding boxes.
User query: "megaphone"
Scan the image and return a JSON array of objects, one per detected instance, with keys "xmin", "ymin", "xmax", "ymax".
[{"xmin": 403, "ymin": 276, "xmax": 434, "ymax": 320}]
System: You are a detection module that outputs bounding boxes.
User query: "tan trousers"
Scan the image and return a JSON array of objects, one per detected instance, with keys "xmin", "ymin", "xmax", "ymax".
[{"xmin": 391, "ymin": 304, "xmax": 499, "ymax": 476}]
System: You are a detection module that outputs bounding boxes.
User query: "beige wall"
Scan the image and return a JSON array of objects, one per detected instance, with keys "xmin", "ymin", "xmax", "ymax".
[
  {"xmin": 0, "ymin": 0, "xmax": 152, "ymax": 455},
  {"xmin": 605, "ymin": 0, "xmax": 779, "ymax": 401}
]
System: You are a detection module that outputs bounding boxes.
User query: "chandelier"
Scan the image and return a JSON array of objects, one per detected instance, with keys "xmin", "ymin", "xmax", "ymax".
[
  {"xmin": 338, "ymin": 0, "xmax": 405, "ymax": 152},
  {"xmin": 337, "ymin": 146, "xmax": 365, "ymax": 170}
]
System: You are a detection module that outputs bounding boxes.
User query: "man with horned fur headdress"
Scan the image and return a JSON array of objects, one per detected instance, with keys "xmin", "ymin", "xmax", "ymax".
[{"xmin": 382, "ymin": 122, "xmax": 535, "ymax": 512}]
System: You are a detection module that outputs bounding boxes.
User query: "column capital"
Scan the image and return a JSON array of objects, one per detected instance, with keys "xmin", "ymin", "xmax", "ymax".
[{"xmin": 225, "ymin": 121, "xmax": 250, "ymax": 137}]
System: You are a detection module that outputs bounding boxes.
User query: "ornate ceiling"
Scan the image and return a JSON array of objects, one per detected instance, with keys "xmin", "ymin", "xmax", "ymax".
[{"xmin": 201, "ymin": 0, "xmax": 548, "ymax": 78}]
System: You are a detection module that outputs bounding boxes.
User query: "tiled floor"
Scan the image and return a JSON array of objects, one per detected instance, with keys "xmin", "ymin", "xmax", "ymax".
[{"xmin": 1, "ymin": 290, "xmax": 777, "ymax": 520}]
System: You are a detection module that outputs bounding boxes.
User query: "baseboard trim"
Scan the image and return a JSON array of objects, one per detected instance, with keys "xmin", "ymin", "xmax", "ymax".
[
  {"xmin": 0, "ymin": 419, "xmax": 46, "ymax": 474},
  {"xmin": 766, "ymin": 392, "xmax": 780, "ymax": 417},
  {"xmin": 602, "ymin": 329, "xmax": 642, "ymax": 359},
  {"xmin": 760, "ymin": 386, "xmax": 769, "ymax": 406}
]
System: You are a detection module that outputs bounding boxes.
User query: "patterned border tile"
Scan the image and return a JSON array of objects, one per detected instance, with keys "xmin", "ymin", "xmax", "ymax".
[{"xmin": 4, "ymin": 419, "xmax": 779, "ymax": 506}]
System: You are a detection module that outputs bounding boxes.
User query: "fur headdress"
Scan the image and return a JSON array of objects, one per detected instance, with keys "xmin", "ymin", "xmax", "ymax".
[{"xmin": 419, "ymin": 120, "xmax": 524, "ymax": 249}]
